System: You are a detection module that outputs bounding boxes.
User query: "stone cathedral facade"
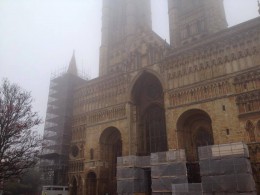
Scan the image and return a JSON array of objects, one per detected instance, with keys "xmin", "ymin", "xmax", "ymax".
[{"xmin": 64, "ymin": 0, "xmax": 260, "ymax": 194}]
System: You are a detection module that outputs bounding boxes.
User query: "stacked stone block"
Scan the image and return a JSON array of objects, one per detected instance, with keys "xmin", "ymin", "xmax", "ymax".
[
  {"xmin": 151, "ymin": 150, "xmax": 188, "ymax": 195},
  {"xmin": 199, "ymin": 142, "xmax": 257, "ymax": 195}
]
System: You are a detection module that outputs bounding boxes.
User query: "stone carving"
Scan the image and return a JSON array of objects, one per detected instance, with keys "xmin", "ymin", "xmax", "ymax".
[
  {"xmin": 73, "ymin": 104, "xmax": 126, "ymax": 126},
  {"xmin": 160, "ymin": 29, "xmax": 259, "ymax": 87},
  {"xmin": 69, "ymin": 160, "xmax": 84, "ymax": 173},
  {"xmin": 169, "ymin": 80, "xmax": 230, "ymax": 107},
  {"xmin": 236, "ymin": 90, "xmax": 260, "ymax": 114}
]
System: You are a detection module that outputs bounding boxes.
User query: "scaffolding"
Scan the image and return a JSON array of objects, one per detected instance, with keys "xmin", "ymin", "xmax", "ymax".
[
  {"xmin": 40, "ymin": 71, "xmax": 85, "ymax": 185},
  {"xmin": 117, "ymin": 150, "xmax": 187, "ymax": 195},
  {"xmin": 198, "ymin": 142, "xmax": 249, "ymax": 160},
  {"xmin": 151, "ymin": 150, "xmax": 187, "ymax": 194},
  {"xmin": 172, "ymin": 183, "xmax": 202, "ymax": 195},
  {"xmin": 199, "ymin": 142, "xmax": 256, "ymax": 194}
]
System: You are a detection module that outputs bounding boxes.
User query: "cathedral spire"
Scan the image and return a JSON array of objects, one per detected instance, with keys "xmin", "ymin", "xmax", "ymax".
[{"xmin": 67, "ymin": 50, "xmax": 78, "ymax": 76}]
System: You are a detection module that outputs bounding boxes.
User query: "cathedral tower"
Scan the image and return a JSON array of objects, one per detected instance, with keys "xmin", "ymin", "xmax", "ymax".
[
  {"xmin": 168, "ymin": 0, "xmax": 227, "ymax": 48},
  {"xmin": 99, "ymin": 0, "xmax": 152, "ymax": 76}
]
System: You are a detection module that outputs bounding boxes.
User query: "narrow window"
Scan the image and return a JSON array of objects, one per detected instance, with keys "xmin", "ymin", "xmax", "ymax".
[
  {"xmin": 226, "ymin": 129, "xmax": 230, "ymax": 135},
  {"xmin": 90, "ymin": 148, "xmax": 94, "ymax": 160}
]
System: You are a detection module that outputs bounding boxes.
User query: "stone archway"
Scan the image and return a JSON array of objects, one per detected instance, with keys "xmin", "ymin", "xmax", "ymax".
[
  {"xmin": 99, "ymin": 127, "xmax": 122, "ymax": 195},
  {"xmin": 131, "ymin": 71, "xmax": 168, "ymax": 156},
  {"xmin": 71, "ymin": 177, "xmax": 77, "ymax": 195},
  {"xmin": 177, "ymin": 109, "xmax": 214, "ymax": 183},
  {"xmin": 86, "ymin": 172, "xmax": 97, "ymax": 195},
  {"xmin": 177, "ymin": 109, "xmax": 214, "ymax": 161}
]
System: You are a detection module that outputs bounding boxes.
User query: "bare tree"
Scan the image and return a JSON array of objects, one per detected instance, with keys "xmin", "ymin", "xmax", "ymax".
[{"xmin": 0, "ymin": 79, "xmax": 41, "ymax": 182}]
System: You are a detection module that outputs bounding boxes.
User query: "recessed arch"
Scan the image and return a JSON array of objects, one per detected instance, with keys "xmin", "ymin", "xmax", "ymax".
[
  {"xmin": 86, "ymin": 172, "xmax": 97, "ymax": 195},
  {"xmin": 245, "ymin": 120, "xmax": 256, "ymax": 142},
  {"xmin": 176, "ymin": 109, "xmax": 213, "ymax": 183},
  {"xmin": 99, "ymin": 126, "xmax": 122, "ymax": 195},
  {"xmin": 128, "ymin": 69, "xmax": 166, "ymax": 102},
  {"xmin": 176, "ymin": 109, "xmax": 213, "ymax": 161},
  {"xmin": 90, "ymin": 148, "xmax": 94, "ymax": 160},
  {"xmin": 71, "ymin": 176, "xmax": 78, "ymax": 195},
  {"xmin": 256, "ymin": 120, "xmax": 260, "ymax": 136},
  {"xmin": 131, "ymin": 71, "xmax": 168, "ymax": 156}
]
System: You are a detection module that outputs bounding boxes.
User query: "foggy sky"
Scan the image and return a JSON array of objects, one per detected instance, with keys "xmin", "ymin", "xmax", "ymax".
[{"xmin": 0, "ymin": 0, "xmax": 259, "ymax": 134}]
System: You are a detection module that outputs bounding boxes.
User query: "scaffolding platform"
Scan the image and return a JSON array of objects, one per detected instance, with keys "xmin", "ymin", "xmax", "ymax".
[
  {"xmin": 152, "ymin": 176, "xmax": 188, "ymax": 192},
  {"xmin": 117, "ymin": 155, "xmax": 151, "ymax": 168},
  {"xmin": 40, "ymin": 72, "xmax": 86, "ymax": 185},
  {"xmin": 151, "ymin": 163, "xmax": 187, "ymax": 178},
  {"xmin": 117, "ymin": 179, "xmax": 148, "ymax": 193},
  {"xmin": 198, "ymin": 143, "xmax": 256, "ymax": 194},
  {"xmin": 198, "ymin": 142, "xmax": 249, "ymax": 160},
  {"xmin": 200, "ymin": 157, "xmax": 252, "ymax": 176},
  {"xmin": 201, "ymin": 173, "xmax": 256, "ymax": 193},
  {"xmin": 117, "ymin": 167, "xmax": 146, "ymax": 180},
  {"xmin": 151, "ymin": 150, "xmax": 186, "ymax": 165}
]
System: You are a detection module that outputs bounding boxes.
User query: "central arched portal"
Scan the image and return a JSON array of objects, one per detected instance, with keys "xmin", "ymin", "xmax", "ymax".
[
  {"xmin": 177, "ymin": 109, "xmax": 214, "ymax": 183},
  {"xmin": 100, "ymin": 127, "xmax": 122, "ymax": 194},
  {"xmin": 132, "ymin": 72, "xmax": 168, "ymax": 156}
]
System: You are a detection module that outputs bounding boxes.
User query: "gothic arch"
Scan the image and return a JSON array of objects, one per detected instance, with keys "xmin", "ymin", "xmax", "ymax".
[
  {"xmin": 245, "ymin": 120, "xmax": 256, "ymax": 142},
  {"xmin": 131, "ymin": 71, "xmax": 168, "ymax": 155},
  {"xmin": 71, "ymin": 176, "xmax": 78, "ymax": 195},
  {"xmin": 176, "ymin": 109, "xmax": 214, "ymax": 161},
  {"xmin": 99, "ymin": 127, "xmax": 122, "ymax": 195},
  {"xmin": 69, "ymin": 175, "xmax": 83, "ymax": 195},
  {"xmin": 86, "ymin": 172, "xmax": 97, "ymax": 195},
  {"xmin": 128, "ymin": 69, "xmax": 166, "ymax": 101},
  {"xmin": 256, "ymin": 120, "xmax": 260, "ymax": 136}
]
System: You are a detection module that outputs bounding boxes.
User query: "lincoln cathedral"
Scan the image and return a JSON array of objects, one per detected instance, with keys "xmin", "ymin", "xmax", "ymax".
[{"xmin": 41, "ymin": 0, "xmax": 260, "ymax": 194}]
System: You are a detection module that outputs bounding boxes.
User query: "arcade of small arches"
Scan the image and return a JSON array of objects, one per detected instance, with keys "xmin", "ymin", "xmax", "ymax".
[
  {"xmin": 245, "ymin": 119, "xmax": 260, "ymax": 143},
  {"xmin": 69, "ymin": 72, "xmax": 257, "ymax": 194}
]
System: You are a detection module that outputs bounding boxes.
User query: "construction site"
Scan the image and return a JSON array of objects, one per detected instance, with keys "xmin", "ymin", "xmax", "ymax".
[
  {"xmin": 40, "ymin": 61, "xmax": 86, "ymax": 186},
  {"xmin": 116, "ymin": 143, "xmax": 257, "ymax": 195},
  {"xmin": 40, "ymin": 0, "xmax": 260, "ymax": 194}
]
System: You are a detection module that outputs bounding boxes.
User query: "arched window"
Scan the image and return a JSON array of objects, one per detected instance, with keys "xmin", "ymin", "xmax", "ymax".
[
  {"xmin": 186, "ymin": 24, "xmax": 191, "ymax": 36},
  {"xmin": 90, "ymin": 148, "xmax": 94, "ymax": 160},
  {"xmin": 245, "ymin": 120, "xmax": 255, "ymax": 142},
  {"xmin": 256, "ymin": 120, "xmax": 260, "ymax": 136},
  {"xmin": 197, "ymin": 20, "xmax": 202, "ymax": 33},
  {"xmin": 131, "ymin": 72, "xmax": 168, "ymax": 156},
  {"xmin": 99, "ymin": 127, "xmax": 122, "ymax": 195}
]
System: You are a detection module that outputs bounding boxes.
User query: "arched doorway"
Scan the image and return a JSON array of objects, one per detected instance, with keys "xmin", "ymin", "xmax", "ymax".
[
  {"xmin": 100, "ymin": 127, "xmax": 122, "ymax": 194},
  {"xmin": 177, "ymin": 109, "xmax": 214, "ymax": 183},
  {"xmin": 71, "ymin": 177, "xmax": 77, "ymax": 195},
  {"xmin": 86, "ymin": 172, "xmax": 97, "ymax": 195},
  {"xmin": 131, "ymin": 72, "xmax": 168, "ymax": 156}
]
